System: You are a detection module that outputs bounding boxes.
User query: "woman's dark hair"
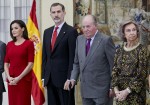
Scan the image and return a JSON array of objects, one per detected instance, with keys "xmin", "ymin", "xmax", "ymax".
[
  {"xmin": 10, "ymin": 20, "xmax": 29, "ymax": 42},
  {"xmin": 118, "ymin": 20, "xmax": 140, "ymax": 42}
]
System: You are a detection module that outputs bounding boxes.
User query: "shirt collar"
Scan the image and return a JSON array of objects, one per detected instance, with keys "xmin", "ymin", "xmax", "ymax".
[
  {"xmin": 90, "ymin": 30, "xmax": 98, "ymax": 40},
  {"xmin": 54, "ymin": 22, "xmax": 65, "ymax": 30}
]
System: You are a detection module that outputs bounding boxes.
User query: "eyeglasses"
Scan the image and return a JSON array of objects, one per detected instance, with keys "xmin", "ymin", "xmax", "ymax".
[{"xmin": 125, "ymin": 28, "xmax": 137, "ymax": 33}]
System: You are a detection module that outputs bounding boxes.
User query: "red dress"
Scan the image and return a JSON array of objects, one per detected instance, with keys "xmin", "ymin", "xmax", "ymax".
[{"xmin": 4, "ymin": 40, "xmax": 34, "ymax": 105}]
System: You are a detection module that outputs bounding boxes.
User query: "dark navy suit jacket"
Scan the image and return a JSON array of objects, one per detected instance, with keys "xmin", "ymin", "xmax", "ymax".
[
  {"xmin": 0, "ymin": 41, "xmax": 6, "ymax": 92},
  {"xmin": 42, "ymin": 22, "xmax": 78, "ymax": 88}
]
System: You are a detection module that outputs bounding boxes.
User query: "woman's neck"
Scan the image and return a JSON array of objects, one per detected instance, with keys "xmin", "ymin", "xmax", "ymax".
[
  {"xmin": 15, "ymin": 37, "xmax": 25, "ymax": 44},
  {"xmin": 126, "ymin": 39, "xmax": 139, "ymax": 48}
]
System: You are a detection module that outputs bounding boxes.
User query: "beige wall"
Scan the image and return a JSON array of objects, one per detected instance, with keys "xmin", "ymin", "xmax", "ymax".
[{"xmin": 41, "ymin": 0, "xmax": 74, "ymax": 37}]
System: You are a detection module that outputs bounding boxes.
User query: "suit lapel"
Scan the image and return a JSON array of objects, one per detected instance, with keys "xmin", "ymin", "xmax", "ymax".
[
  {"xmin": 47, "ymin": 27, "xmax": 54, "ymax": 53},
  {"xmin": 78, "ymin": 36, "xmax": 86, "ymax": 71},
  {"xmin": 80, "ymin": 37, "xmax": 86, "ymax": 62},
  {"xmin": 83, "ymin": 32, "xmax": 102, "ymax": 70}
]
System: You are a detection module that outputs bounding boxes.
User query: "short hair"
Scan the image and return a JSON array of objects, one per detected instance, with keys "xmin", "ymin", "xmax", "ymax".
[
  {"xmin": 91, "ymin": 15, "xmax": 97, "ymax": 25},
  {"xmin": 118, "ymin": 20, "xmax": 140, "ymax": 42},
  {"xmin": 84, "ymin": 15, "xmax": 98, "ymax": 26},
  {"xmin": 50, "ymin": 3, "xmax": 65, "ymax": 12},
  {"xmin": 10, "ymin": 20, "xmax": 29, "ymax": 42}
]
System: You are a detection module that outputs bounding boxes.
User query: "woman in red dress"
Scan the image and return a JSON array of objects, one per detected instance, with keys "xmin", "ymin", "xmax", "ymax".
[{"xmin": 4, "ymin": 20, "xmax": 34, "ymax": 105}]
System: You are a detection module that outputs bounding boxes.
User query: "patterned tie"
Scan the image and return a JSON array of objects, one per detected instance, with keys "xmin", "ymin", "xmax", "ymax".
[
  {"xmin": 86, "ymin": 38, "xmax": 91, "ymax": 56},
  {"xmin": 51, "ymin": 27, "xmax": 59, "ymax": 50}
]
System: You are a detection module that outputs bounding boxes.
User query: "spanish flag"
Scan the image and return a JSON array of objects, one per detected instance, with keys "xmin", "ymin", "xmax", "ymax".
[{"xmin": 26, "ymin": 0, "xmax": 45, "ymax": 104}]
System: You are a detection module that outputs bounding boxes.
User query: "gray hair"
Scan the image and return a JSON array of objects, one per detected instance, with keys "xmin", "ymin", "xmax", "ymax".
[
  {"xmin": 83, "ymin": 15, "xmax": 98, "ymax": 26},
  {"xmin": 91, "ymin": 15, "xmax": 97, "ymax": 25}
]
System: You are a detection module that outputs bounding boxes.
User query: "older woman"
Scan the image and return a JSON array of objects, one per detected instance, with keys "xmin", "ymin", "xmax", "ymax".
[{"xmin": 111, "ymin": 20, "xmax": 148, "ymax": 105}]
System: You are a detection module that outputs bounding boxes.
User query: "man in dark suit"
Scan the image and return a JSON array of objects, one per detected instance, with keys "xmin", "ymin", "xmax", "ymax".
[
  {"xmin": 64, "ymin": 15, "xmax": 115, "ymax": 105},
  {"xmin": 0, "ymin": 40, "xmax": 6, "ymax": 105},
  {"xmin": 42, "ymin": 3, "xmax": 78, "ymax": 105}
]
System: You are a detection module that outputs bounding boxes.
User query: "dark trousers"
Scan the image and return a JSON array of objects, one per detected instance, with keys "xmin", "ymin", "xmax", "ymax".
[
  {"xmin": 47, "ymin": 80, "xmax": 75, "ymax": 105},
  {"xmin": 0, "ymin": 93, "xmax": 3, "ymax": 105}
]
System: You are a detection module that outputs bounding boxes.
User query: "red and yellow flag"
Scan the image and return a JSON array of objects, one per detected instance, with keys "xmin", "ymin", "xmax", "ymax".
[{"xmin": 26, "ymin": 0, "xmax": 45, "ymax": 104}]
